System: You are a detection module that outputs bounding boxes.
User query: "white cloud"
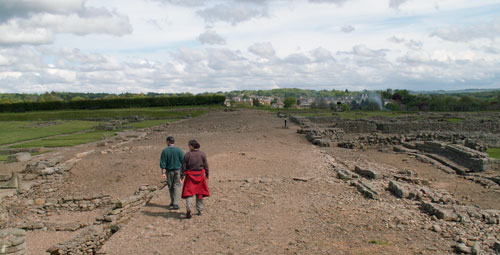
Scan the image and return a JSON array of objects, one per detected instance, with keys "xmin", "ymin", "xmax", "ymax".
[
  {"xmin": 388, "ymin": 36, "xmax": 405, "ymax": 44},
  {"xmin": 308, "ymin": 0, "xmax": 350, "ymax": 6},
  {"xmin": 0, "ymin": 1, "xmax": 132, "ymax": 46},
  {"xmin": 0, "ymin": 0, "xmax": 84, "ymax": 21},
  {"xmin": 198, "ymin": 30, "xmax": 226, "ymax": 45},
  {"xmin": 405, "ymin": 40, "xmax": 423, "ymax": 50},
  {"xmin": 311, "ymin": 47, "xmax": 334, "ymax": 62},
  {"xmin": 248, "ymin": 42, "xmax": 276, "ymax": 58},
  {"xmin": 431, "ymin": 20, "xmax": 500, "ymax": 42},
  {"xmin": 1, "ymin": 0, "xmax": 500, "ymax": 93},
  {"xmin": 350, "ymin": 45, "xmax": 387, "ymax": 58},
  {"xmin": 0, "ymin": 54, "xmax": 10, "ymax": 65},
  {"xmin": 341, "ymin": 25, "xmax": 355, "ymax": 33},
  {"xmin": 196, "ymin": 2, "xmax": 268, "ymax": 25},
  {"xmin": 0, "ymin": 23, "xmax": 54, "ymax": 45},
  {"xmin": 152, "ymin": 0, "xmax": 207, "ymax": 7},
  {"xmin": 389, "ymin": 0, "xmax": 411, "ymax": 9},
  {"xmin": 284, "ymin": 53, "xmax": 311, "ymax": 65}
]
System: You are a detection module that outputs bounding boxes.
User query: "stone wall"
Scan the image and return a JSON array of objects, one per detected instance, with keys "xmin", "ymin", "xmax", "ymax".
[
  {"xmin": 0, "ymin": 229, "xmax": 26, "ymax": 255},
  {"xmin": 413, "ymin": 141, "xmax": 499, "ymax": 172},
  {"xmin": 376, "ymin": 120, "xmax": 500, "ymax": 134},
  {"xmin": 96, "ymin": 185, "xmax": 157, "ymax": 226},
  {"xmin": 47, "ymin": 185, "xmax": 157, "ymax": 255},
  {"xmin": 328, "ymin": 120, "xmax": 377, "ymax": 133},
  {"xmin": 46, "ymin": 225, "xmax": 111, "ymax": 255},
  {"xmin": 27, "ymin": 194, "xmax": 114, "ymax": 215}
]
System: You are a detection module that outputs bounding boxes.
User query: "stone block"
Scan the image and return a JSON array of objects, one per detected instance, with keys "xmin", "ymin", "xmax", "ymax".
[
  {"xmin": 455, "ymin": 243, "xmax": 472, "ymax": 254},
  {"xmin": 336, "ymin": 167, "xmax": 358, "ymax": 180},
  {"xmin": 40, "ymin": 167, "xmax": 55, "ymax": 175},
  {"xmin": 34, "ymin": 198, "xmax": 46, "ymax": 206},
  {"xmin": 6, "ymin": 152, "xmax": 31, "ymax": 163},
  {"xmin": 420, "ymin": 202, "xmax": 458, "ymax": 221},
  {"xmin": 493, "ymin": 241, "xmax": 500, "ymax": 253},
  {"xmin": 351, "ymin": 181, "xmax": 379, "ymax": 200},
  {"xmin": 354, "ymin": 165, "xmax": 380, "ymax": 179},
  {"xmin": 388, "ymin": 181, "xmax": 409, "ymax": 198}
]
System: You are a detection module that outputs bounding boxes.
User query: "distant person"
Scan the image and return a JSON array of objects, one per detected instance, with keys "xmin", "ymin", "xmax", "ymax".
[
  {"xmin": 160, "ymin": 136, "xmax": 184, "ymax": 210},
  {"xmin": 181, "ymin": 140, "xmax": 210, "ymax": 219}
]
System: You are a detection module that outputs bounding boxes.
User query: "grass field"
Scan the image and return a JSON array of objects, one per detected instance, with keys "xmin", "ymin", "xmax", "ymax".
[
  {"xmin": 0, "ymin": 107, "xmax": 209, "ymax": 149},
  {"xmin": 0, "ymin": 107, "xmax": 212, "ymax": 121},
  {"xmin": 487, "ymin": 148, "xmax": 500, "ymax": 159},
  {"xmin": 0, "ymin": 155, "xmax": 7, "ymax": 161},
  {"xmin": 10, "ymin": 130, "xmax": 116, "ymax": 148},
  {"xmin": 0, "ymin": 121, "xmax": 98, "ymax": 146}
]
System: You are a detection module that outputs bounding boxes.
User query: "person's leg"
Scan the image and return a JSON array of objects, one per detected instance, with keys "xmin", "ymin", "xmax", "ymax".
[
  {"xmin": 186, "ymin": 196, "xmax": 193, "ymax": 218},
  {"xmin": 196, "ymin": 197, "xmax": 203, "ymax": 215},
  {"xmin": 166, "ymin": 171, "xmax": 175, "ymax": 206},
  {"xmin": 171, "ymin": 170, "xmax": 181, "ymax": 208}
]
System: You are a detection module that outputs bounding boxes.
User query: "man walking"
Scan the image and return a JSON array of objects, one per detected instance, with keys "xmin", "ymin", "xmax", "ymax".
[{"xmin": 160, "ymin": 136, "xmax": 184, "ymax": 210}]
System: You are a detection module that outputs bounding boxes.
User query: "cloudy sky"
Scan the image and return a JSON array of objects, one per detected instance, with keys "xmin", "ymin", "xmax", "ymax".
[{"xmin": 0, "ymin": 0, "xmax": 499, "ymax": 94}]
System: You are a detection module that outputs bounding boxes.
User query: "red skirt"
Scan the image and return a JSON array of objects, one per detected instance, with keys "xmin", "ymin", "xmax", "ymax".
[{"xmin": 182, "ymin": 169, "xmax": 210, "ymax": 199}]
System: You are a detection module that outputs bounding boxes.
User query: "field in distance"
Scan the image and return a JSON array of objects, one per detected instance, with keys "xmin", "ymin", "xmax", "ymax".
[{"xmin": 0, "ymin": 106, "xmax": 217, "ymax": 159}]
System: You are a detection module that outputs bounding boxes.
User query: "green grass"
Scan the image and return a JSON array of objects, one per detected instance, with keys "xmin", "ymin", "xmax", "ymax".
[
  {"xmin": 368, "ymin": 240, "xmax": 388, "ymax": 245},
  {"xmin": 10, "ymin": 130, "xmax": 115, "ymax": 148},
  {"xmin": 487, "ymin": 148, "xmax": 500, "ymax": 159},
  {"xmin": 0, "ymin": 107, "xmax": 211, "ymax": 121},
  {"xmin": 0, "ymin": 155, "xmax": 7, "ymax": 161},
  {"xmin": 0, "ymin": 107, "xmax": 211, "ymax": 148},
  {"xmin": 0, "ymin": 121, "xmax": 98, "ymax": 146}
]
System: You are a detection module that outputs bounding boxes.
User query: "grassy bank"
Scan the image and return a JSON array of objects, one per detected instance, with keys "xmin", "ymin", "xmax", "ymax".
[{"xmin": 487, "ymin": 148, "xmax": 500, "ymax": 159}]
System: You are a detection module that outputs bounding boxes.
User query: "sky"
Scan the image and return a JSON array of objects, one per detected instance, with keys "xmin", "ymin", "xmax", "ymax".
[{"xmin": 0, "ymin": 0, "xmax": 499, "ymax": 94}]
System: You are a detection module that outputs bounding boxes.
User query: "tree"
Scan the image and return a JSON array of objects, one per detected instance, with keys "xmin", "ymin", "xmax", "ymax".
[
  {"xmin": 283, "ymin": 97, "xmax": 296, "ymax": 108},
  {"xmin": 361, "ymin": 100, "xmax": 381, "ymax": 111},
  {"xmin": 350, "ymin": 100, "xmax": 361, "ymax": 110},
  {"xmin": 338, "ymin": 103, "xmax": 350, "ymax": 112},
  {"xmin": 252, "ymin": 98, "xmax": 261, "ymax": 107},
  {"xmin": 329, "ymin": 103, "xmax": 337, "ymax": 111},
  {"xmin": 385, "ymin": 103, "xmax": 400, "ymax": 111}
]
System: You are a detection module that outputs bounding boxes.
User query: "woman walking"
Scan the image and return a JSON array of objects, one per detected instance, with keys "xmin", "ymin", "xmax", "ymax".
[{"xmin": 181, "ymin": 140, "xmax": 210, "ymax": 219}]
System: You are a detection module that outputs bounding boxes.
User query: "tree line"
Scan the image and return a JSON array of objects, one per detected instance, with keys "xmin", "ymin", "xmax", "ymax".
[
  {"xmin": 382, "ymin": 89, "xmax": 500, "ymax": 112},
  {"xmin": 0, "ymin": 95, "xmax": 225, "ymax": 113}
]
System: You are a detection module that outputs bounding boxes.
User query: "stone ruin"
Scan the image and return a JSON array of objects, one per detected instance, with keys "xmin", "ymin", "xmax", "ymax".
[
  {"xmin": 323, "ymin": 153, "xmax": 500, "ymax": 255},
  {"xmin": 291, "ymin": 112, "xmax": 500, "ymax": 254},
  {"xmin": 0, "ymin": 132, "xmax": 159, "ymax": 255},
  {"xmin": 290, "ymin": 112, "xmax": 500, "ymax": 177}
]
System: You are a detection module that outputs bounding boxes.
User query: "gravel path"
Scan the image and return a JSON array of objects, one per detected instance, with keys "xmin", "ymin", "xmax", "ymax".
[
  {"xmin": 97, "ymin": 110, "xmax": 454, "ymax": 254},
  {"xmin": 7, "ymin": 109, "xmax": 498, "ymax": 254}
]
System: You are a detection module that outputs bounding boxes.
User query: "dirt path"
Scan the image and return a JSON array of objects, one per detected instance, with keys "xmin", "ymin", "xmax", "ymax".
[
  {"xmin": 94, "ymin": 110, "xmax": 454, "ymax": 255},
  {"xmin": 13, "ymin": 109, "xmax": 499, "ymax": 254}
]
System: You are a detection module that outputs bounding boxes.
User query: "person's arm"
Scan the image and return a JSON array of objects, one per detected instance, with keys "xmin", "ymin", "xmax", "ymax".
[
  {"xmin": 160, "ymin": 150, "xmax": 167, "ymax": 180},
  {"xmin": 202, "ymin": 152, "xmax": 209, "ymax": 179},
  {"xmin": 181, "ymin": 152, "xmax": 188, "ymax": 179}
]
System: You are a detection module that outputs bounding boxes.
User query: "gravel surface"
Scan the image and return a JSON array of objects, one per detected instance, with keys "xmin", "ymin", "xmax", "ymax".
[{"xmin": 3, "ymin": 109, "xmax": 499, "ymax": 254}]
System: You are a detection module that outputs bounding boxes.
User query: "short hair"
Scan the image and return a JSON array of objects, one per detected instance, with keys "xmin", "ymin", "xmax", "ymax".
[
  {"xmin": 188, "ymin": 140, "xmax": 200, "ymax": 149},
  {"xmin": 166, "ymin": 136, "xmax": 175, "ymax": 144}
]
